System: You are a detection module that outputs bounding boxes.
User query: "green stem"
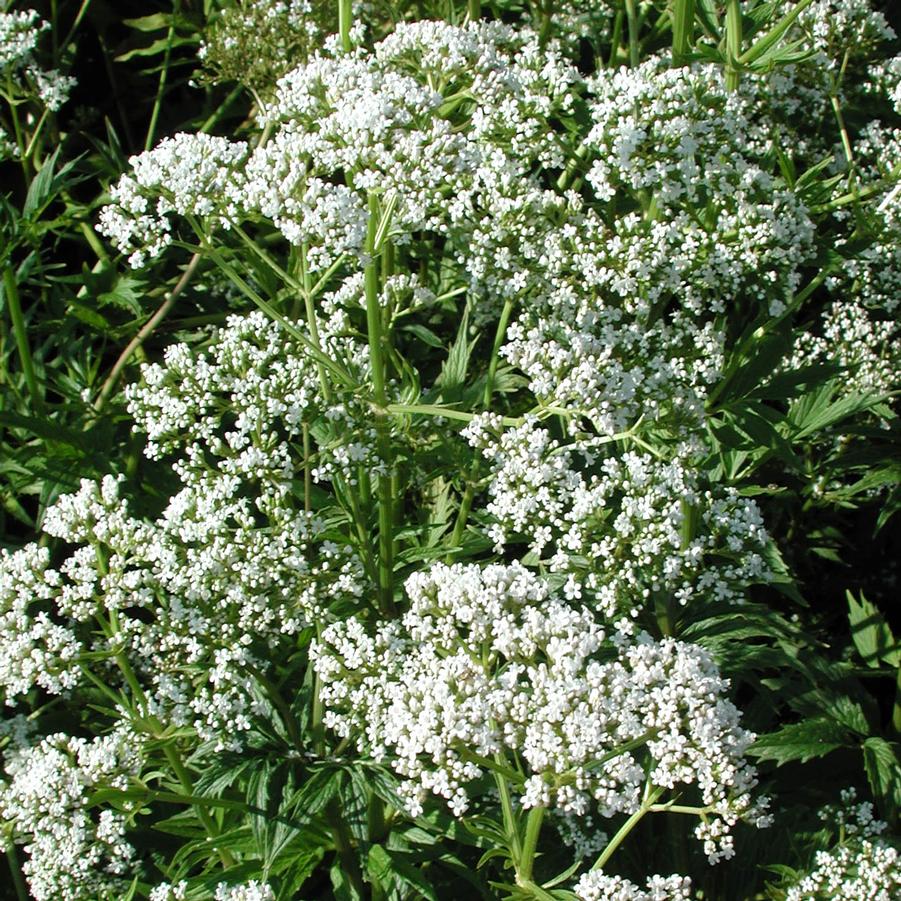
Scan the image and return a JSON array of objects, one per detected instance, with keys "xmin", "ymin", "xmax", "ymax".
[
  {"xmin": 326, "ymin": 799, "xmax": 366, "ymax": 896},
  {"xmin": 671, "ymin": 0, "xmax": 694, "ymax": 66},
  {"xmin": 94, "ymin": 253, "xmax": 200, "ymax": 413},
  {"xmin": 518, "ymin": 806, "xmax": 545, "ymax": 884},
  {"xmin": 60, "ymin": 0, "xmax": 94, "ymax": 52},
  {"xmin": 191, "ymin": 235, "xmax": 355, "ymax": 389},
  {"xmin": 624, "ymin": 0, "xmax": 640, "ymax": 67},
  {"xmin": 145, "ymin": 0, "xmax": 180, "ymax": 150},
  {"xmin": 5, "ymin": 844, "xmax": 28, "ymax": 901},
  {"xmin": 338, "ymin": 0, "xmax": 353, "ymax": 52},
  {"xmin": 468, "ymin": 0, "xmax": 482, "ymax": 20},
  {"xmin": 22, "ymin": 108, "xmax": 49, "ymax": 161},
  {"xmin": 592, "ymin": 785, "xmax": 664, "ymax": 871},
  {"xmin": 200, "ymin": 84, "xmax": 244, "ymax": 134},
  {"xmin": 483, "ymin": 297, "xmax": 515, "ymax": 408},
  {"xmin": 494, "ymin": 766, "xmax": 523, "ymax": 864},
  {"xmin": 365, "ymin": 194, "xmax": 396, "ymax": 616},
  {"xmin": 725, "ymin": 0, "xmax": 742, "ymax": 91},
  {"xmin": 738, "ymin": 0, "xmax": 816, "ymax": 66},
  {"xmin": 163, "ymin": 744, "xmax": 236, "ymax": 867},
  {"xmin": 608, "ymin": 10, "xmax": 624, "ymax": 66},
  {"xmin": 386, "ymin": 403, "xmax": 521, "ymax": 427},
  {"xmin": 2, "ymin": 266, "xmax": 43, "ymax": 413}
]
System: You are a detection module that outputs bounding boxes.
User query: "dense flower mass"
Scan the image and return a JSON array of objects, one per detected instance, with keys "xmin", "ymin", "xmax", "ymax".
[
  {"xmin": 574, "ymin": 872, "xmax": 693, "ymax": 901},
  {"xmin": 783, "ymin": 790, "xmax": 901, "ymax": 900},
  {"xmin": 314, "ymin": 561, "xmax": 769, "ymax": 861},
  {"xmin": 0, "ymin": 7, "xmax": 74, "ymax": 115},
  {"xmin": 464, "ymin": 416, "xmax": 772, "ymax": 618},
  {"xmin": 0, "ymin": 728, "xmax": 141, "ymax": 901},
  {"xmin": 3, "ymin": 1, "xmax": 900, "ymax": 899}
]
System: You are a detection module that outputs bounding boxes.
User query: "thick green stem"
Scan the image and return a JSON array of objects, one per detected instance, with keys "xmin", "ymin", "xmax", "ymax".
[
  {"xmin": 624, "ymin": 0, "xmax": 640, "ymax": 67},
  {"xmin": 365, "ymin": 194, "xmax": 396, "ymax": 616},
  {"xmin": 468, "ymin": 0, "xmax": 482, "ymax": 20},
  {"xmin": 518, "ymin": 806, "xmax": 545, "ymax": 884},
  {"xmin": 338, "ymin": 0, "xmax": 353, "ymax": 52},
  {"xmin": 5, "ymin": 844, "xmax": 28, "ymax": 901},
  {"xmin": 725, "ymin": 0, "xmax": 742, "ymax": 91},
  {"xmin": 2, "ymin": 266, "xmax": 42, "ymax": 413},
  {"xmin": 163, "ymin": 744, "xmax": 236, "ymax": 867},
  {"xmin": 326, "ymin": 799, "xmax": 366, "ymax": 896},
  {"xmin": 608, "ymin": 10, "xmax": 624, "ymax": 66},
  {"xmin": 672, "ymin": 0, "xmax": 694, "ymax": 66},
  {"xmin": 494, "ymin": 767, "xmax": 523, "ymax": 864}
]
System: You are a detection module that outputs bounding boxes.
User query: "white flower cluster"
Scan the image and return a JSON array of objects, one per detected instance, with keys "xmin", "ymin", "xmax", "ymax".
[
  {"xmin": 0, "ymin": 727, "xmax": 141, "ymax": 901},
  {"xmin": 314, "ymin": 561, "xmax": 767, "ymax": 861},
  {"xmin": 825, "ymin": 121, "xmax": 901, "ymax": 318},
  {"xmin": 198, "ymin": 0, "xmax": 326, "ymax": 90},
  {"xmin": 127, "ymin": 309, "xmax": 377, "ymax": 488},
  {"xmin": 484, "ymin": 58, "xmax": 818, "ymax": 437},
  {"xmin": 214, "ymin": 881, "xmax": 276, "ymax": 901},
  {"xmin": 150, "ymin": 879, "xmax": 275, "ymax": 901},
  {"xmin": 0, "ymin": 543, "xmax": 81, "ymax": 701},
  {"xmin": 0, "ymin": 321, "xmax": 367, "ymax": 745},
  {"xmin": 792, "ymin": 299, "xmax": 899, "ymax": 399},
  {"xmin": 798, "ymin": 0, "xmax": 895, "ymax": 68},
  {"xmin": 586, "ymin": 59, "xmax": 814, "ymax": 305},
  {"xmin": 465, "ymin": 417, "xmax": 771, "ymax": 619},
  {"xmin": 99, "ymin": 134, "xmax": 250, "ymax": 268},
  {"xmin": 0, "ymin": 7, "xmax": 74, "ymax": 110},
  {"xmin": 101, "ymin": 20, "xmax": 581, "ymax": 285},
  {"xmin": 782, "ymin": 788, "xmax": 900, "ymax": 900},
  {"xmin": 574, "ymin": 872, "xmax": 692, "ymax": 901}
]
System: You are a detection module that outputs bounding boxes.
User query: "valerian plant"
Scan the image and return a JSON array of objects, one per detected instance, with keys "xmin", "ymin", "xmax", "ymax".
[{"xmin": 0, "ymin": 1, "xmax": 899, "ymax": 900}]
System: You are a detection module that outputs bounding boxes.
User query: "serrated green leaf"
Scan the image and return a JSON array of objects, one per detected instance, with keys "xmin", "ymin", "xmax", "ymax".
[
  {"xmin": 749, "ymin": 716, "xmax": 849, "ymax": 764},
  {"xmin": 862, "ymin": 737, "xmax": 901, "ymax": 810},
  {"xmin": 848, "ymin": 590, "xmax": 901, "ymax": 668}
]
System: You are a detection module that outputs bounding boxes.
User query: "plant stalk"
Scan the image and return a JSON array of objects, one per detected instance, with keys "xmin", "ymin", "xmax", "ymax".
[
  {"xmin": 365, "ymin": 194, "xmax": 396, "ymax": 616},
  {"xmin": 95, "ymin": 253, "xmax": 201, "ymax": 412},
  {"xmin": 5, "ymin": 844, "xmax": 28, "ymax": 901},
  {"xmin": 339, "ymin": 0, "xmax": 353, "ymax": 52},
  {"xmin": 518, "ymin": 805, "xmax": 545, "ymax": 884},
  {"xmin": 592, "ymin": 784, "xmax": 664, "ymax": 871},
  {"xmin": 2, "ymin": 266, "xmax": 43, "ymax": 413},
  {"xmin": 725, "ymin": 0, "xmax": 742, "ymax": 91},
  {"xmin": 163, "ymin": 743, "xmax": 236, "ymax": 867},
  {"xmin": 625, "ymin": 0, "xmax": 640, "ymax": 67},
  {"xmin": 145, "ymin": 0, "xmax": 180, "ymax": 150},
  {"xmin": 672, "ymin": 0, "xmax": 694, "ymax": 66}
]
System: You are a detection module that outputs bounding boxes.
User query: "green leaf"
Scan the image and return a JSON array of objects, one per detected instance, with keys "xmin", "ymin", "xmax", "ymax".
[
  {"xmin": 23, "ymin": 148, "xmax": 61, "ymax": 219},
  {"xmin": 862, "ymin": 737, "xmax": 901, "ymax": 810},
  {"xmin": 436, "ymin": 303, "xmax": 475, "ymax": 394},
  {"xmin": 402, "ymin": 323, "xmax": 445, "ymax": 348},
  {"xmin": 749, "ymin": 716, "xmax": 849, "ymax": 765},
  {"xmin": 788, "ymin": 383, "xmax": 879, "ymax": 440},
  {"xmin": 366, "ymin": 845, "xmax": 438, "ymax": 900},
  {"xmin": 847, "ymin": 591, "xmax": 901, "ymax": 668},
  {"xmin": 123, "ymin": 13, "xmax": 174, "ymax": 31},
  {"xmin": 331, "ymin": 860, "xmax": 364, "ymax": 901}
]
